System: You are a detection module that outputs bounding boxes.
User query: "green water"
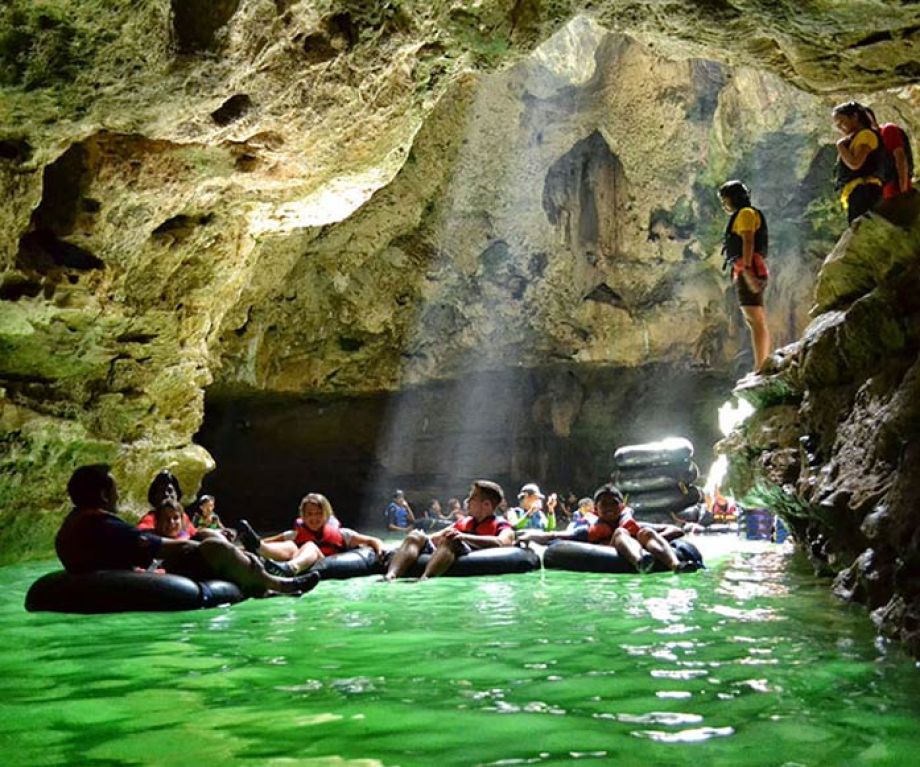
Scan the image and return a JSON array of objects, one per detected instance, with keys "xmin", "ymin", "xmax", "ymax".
[{"xmin": 2, "ymin": 540, "xmax": 919, "ymax": 767}]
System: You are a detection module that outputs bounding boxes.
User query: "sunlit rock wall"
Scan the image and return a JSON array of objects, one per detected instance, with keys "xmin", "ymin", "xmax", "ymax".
[{"xmin": 1, "ymin": 0, "xmax": 918, "ymax": 562}]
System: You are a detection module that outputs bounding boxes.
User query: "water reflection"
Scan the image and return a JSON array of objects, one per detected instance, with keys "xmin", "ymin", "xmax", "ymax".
[{"xmin": 4, "ymin": 547, "xmax": 920, "ymax": 767}]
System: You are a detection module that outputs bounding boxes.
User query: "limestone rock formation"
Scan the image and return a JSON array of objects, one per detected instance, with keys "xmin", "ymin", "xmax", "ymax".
[
  {"xmin": 721, "ymin": 196, "xmax": 920, "ymax": 654},
  {"xmin": 1, "ymin": 1, "xmax": 919, "ymax": 578}
]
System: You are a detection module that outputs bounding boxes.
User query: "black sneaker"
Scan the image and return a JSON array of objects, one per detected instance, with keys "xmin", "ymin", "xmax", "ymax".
[
  {"xmin": 289, "ymin": 571, "xmax": 321, "ymax": 595},
  {"xmin": 637, "ymin": 554, "xmax": 656, "ymax": 574},
  {"xmin": 263, "ymin": 558, "xmax": 295, "ymax": 577},
  {"xmin": 237, "ymin": 519, "xmax": 261, "ymax": 554},
  {"xmin": 675, "ymin": 560, "xmax": 698, "ymax": 574}
]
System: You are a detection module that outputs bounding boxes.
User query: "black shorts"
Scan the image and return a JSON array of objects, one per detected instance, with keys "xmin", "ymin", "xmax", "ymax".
[
  {"xmin": 422, "ymin": 538, "xmax": 472, "ymax": 557},
  {"xmin": 734, "ymin": 272, "xmax": 766, "ymax": 307},
  {"xmin": 846, "ymin": 183, "xmax": 882, "ymax": 224}
]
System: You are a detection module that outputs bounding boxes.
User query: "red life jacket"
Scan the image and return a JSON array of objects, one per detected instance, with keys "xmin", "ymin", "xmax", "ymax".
[
  {"xmin": 585, "ymin": 519, "xmax": 617, "ymax": 545},
  {"xmin": 293, "ymin": 520, "xmax": 346, "ymax": 556},
  {"xmin": 136, "ymin": 510, "xmax": 198, "ymax": 537},
  {"xmin": 585, "ymin": 508, "xmax": 639, "ymax": 544},
  {"xmin": 454, "ymin": 515, "xmax": 511, "ymax": 537}
]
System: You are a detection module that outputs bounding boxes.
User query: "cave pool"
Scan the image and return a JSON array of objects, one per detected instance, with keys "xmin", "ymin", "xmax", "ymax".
[{"xmin": 2, "ymin": 538, "xmax": 919, "ymax": 766}]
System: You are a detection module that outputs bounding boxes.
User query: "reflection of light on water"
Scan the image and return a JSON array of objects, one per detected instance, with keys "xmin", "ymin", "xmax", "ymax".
[
  {"xmin": 651, "ymin": 669, "xmax": 709, "ymax": 680},
  {"xmin": 616, "ymin": 712, "xmax": 704, "ymax": 725},
  {"xmin": 644, "ymin": 588, "xmax": 698, "ymax": 622},
  {"xmin": 472, "ymin": 581, "xmax": 522, "ymax": 628},
  {"xmin": 708, "ymin": 604, "xmax": 782, "ymax": 622},
  {"xmin": 632, "ymin": 726, "xmax": 734, "ymax": 743}
]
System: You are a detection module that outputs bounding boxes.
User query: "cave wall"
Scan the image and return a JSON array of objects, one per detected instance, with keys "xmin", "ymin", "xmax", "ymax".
[
  {"xmin": 1, "ymin": 1, "xmax": 919, "ymax": 564},
  {"xmin": 719, "ymin": 197, "xmax": 920, "ymax": 654},
  {"xmin": 199, "ymin": 362, "xmax": 729, "ymax": 532}
]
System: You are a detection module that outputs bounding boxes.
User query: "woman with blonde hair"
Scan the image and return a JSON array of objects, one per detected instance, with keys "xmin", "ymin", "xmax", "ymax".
[{"xmin": 238, "ymin": 493, "xmax": 384, "ymax": 576}]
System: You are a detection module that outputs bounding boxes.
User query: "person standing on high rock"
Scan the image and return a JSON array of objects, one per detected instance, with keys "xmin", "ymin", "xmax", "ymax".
[
  {"xmin": 863, "ymin": 105, "xmax": 914, "ymax": 201},
  {"xmin": 719, "ymin": 179, "xmax": 771, "ymax": 373},
  {"xmin": 832, "ymin": 101, "xmax": 886, "ymax": 224}
]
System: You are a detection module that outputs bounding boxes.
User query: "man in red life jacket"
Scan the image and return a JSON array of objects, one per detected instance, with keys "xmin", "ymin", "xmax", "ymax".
[
  {"xmin": 384, "ymin": 479, "xmax": 514, "ymax": 581},
  {"xmin": 519, "ymin": 483, "xmax": 694, "ymax": 573}
]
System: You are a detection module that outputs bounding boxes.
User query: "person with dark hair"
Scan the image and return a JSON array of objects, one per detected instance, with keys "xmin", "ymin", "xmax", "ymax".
[
  {"xmin": 189, "ymin": 494, "xmax": 236, "ymax": 541},
  {"xmin": 383, "ymin": 489, "xmax": 415, "ymax": 533},
  {"xmin": 190, "ymin": 495, "xmax": 219, "ymax": 529},
  {"xmin": 383, "ymin": 480, "xmax": 514, "ymax": 581},
  {"xmin": 832, "ymin": 101, "xmax": 885, "ymax": 223},
  {"xmin": 518, "ymin": 483, "xmax": 693, "ymax": 573},
  {"xmin": 56, "ymin": 465, "xmax": 320, "ymax": 596},
  {"xmin": 136, "ymin": 470, "xmax": 224, "ymax": 541},
  {"xmin": 719, "ymin": 179, "xmax": 772, "ymax": 371},
  {"xmin": 862, "ymin": 105, "xmax": 914, "ymax": 200},
  {"xmin": 506, "ymin": 483, "xmax": 544, "ymax": 530}
]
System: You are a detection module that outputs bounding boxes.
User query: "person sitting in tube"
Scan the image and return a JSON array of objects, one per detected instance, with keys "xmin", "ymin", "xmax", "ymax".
[
  {"xmin": 571, "ymin": 496, "xmax": 596, "ymax": 527},
  {"xmin": 153, "ymin": 499, "xmax": 192, "ymax": 540},
  {"xmin": 518, "ymin": 483, "xmax": 695, "ymax": 573},
  {"xmin": 506, "ymin": 483, "xmax": 549, "ymax": 530},
  {"xmin": 383, "ymin": 489, "xmax": 416, "ymax": 533},
  {"xmin": 136, "ymin": 470, "xmax": 225, "ymax": 542},
  {"xmin": 189, "ymin": 494, "xmax": 237, "ymax": 542},
  {"xmin": 56, "ymin": 465, "xmax": 320, "ymax": 596},
  {"xmin": 237, "ymin": 493, "xmax": 385, "ymax": 577},
  {"xmin": 383, "ymin": 479, "xmax": 515, "ymax": 581}
]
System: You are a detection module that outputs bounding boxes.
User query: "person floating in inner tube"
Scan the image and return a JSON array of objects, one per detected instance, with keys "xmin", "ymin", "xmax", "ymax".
[
  {"xmin": 383, "ymin": 489, "xmax": 416, "ymax": 533},
  {"xmin": 136, "ymin": 470, "xmax": 225, "ymax": 542},
  {"xmin": 236, "ymin": 492, "xmax": 385, "ymax": 576},
  {"xmin": 832, "ymin": 101, "xmax": 885, "ymax": 224},
  {"xmin": 55, "ymin": 465, "xmax": 321, "ymax": 596},
  {"xmin": 153, "ymin": 499, "xmax": 191, "ymax": 540},
  {"xmin": 383, "ymin": 479, "xmax": 515, "ymax": 581},
  {"xmin": 719, "ymin": 179, "xmax": 772, "ymax": 372},
  {"xmin": 189, "ymin": 494, "xmax": 237, "ymax": 542},
  {"xmin": 506, "ymin": 483, "xmax": 550, "ymax": 530},
  {"xmin": 518, "ymin": 483, "xmax": 695, "ymax": 574}
]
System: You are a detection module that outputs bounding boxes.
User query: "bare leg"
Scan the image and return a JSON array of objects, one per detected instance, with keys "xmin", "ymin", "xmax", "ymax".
[
  {"xmin": 637, "ymin": 528, "xmax": 681, "ymax": 571},
  {"xmin": 193, "ymin": 529, "xmax": 226, "ymax": 542},
  {"xmin": 741, "ymin": 305, "xmax": 771, "ymax": 371},
  {"xmin": 384, "ymin": 531, "xmax": 428, "ymax": 581},
  {"xmin": 612, "ymin": 529, "xmax": 644, "ymax": 568},
  {"xmin": 286, "ymin": 542, "xmax": 324, "ymax": 574},
  {"xmin": 259, "ymin": 540, "xmax": 299, "ymax": 561},
  {"xmin": 420, "ymin": 540, "xmax": 462, "ymax": 580},
  {"xmin": 191, "ymin": 539, "xmax": 318, "ymax": 596}
]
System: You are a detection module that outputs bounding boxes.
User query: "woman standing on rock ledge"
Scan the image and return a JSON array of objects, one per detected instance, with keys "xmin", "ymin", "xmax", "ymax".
[
  {"xmin": 833, "ymin": 101, "xmax": 885, "ymax": 224},
  {"xmin": 719, "ymin": 179, "xmax": 771, "ymax": 372}
]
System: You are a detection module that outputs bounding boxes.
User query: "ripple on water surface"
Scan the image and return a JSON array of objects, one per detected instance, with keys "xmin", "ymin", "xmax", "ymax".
[{"xmin": 1, "ymin": 541, "xmax": 920, "ymax": 766}]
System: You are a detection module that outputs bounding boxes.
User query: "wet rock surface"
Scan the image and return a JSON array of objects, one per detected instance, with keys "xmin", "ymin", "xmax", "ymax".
[{"xmin": 722, "ymin": 197, "xmax": 920, "ymax": 654}]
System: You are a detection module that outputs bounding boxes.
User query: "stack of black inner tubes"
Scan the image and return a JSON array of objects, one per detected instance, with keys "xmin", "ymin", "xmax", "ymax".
[{"xmin": 611, "ymin": 438, "xmax": 703, "ymax": 524}]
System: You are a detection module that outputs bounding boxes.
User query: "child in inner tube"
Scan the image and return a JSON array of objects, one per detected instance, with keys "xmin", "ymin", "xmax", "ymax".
[
  {"xmin": 237, "ymin": 493, "xmax": 385, "ymax": 577},
  {"xmin": 153, "ymin": 499, "xmax": 191, "ymax": 540},
  {"xmin": 518, "ymin": 483, "xmax": 695, "ymax": 573}
]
